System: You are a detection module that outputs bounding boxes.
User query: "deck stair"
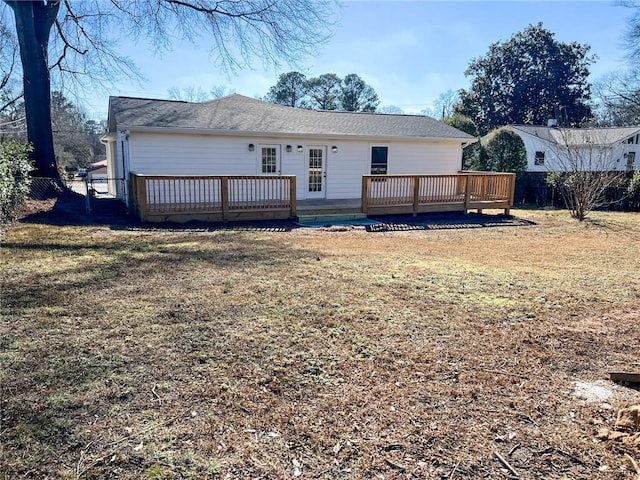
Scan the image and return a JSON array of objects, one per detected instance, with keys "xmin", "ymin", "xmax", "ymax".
[{"xmin": 296, "ymin": 212, "xmax": 368, "ymax": 224}]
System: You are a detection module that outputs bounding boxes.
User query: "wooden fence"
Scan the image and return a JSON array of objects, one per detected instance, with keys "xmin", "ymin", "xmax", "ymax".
[
  {"xmin": 130, "ymin": 173, "xmax": 296, "ymax": 222},
  {"xmin": 362, "ymin": 172, "xmax": 516, "ymax": 215}
]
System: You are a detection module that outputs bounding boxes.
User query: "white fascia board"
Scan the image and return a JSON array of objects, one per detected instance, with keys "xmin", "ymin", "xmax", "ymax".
[
  {"xmin": 101, "ymin": 132, "xmax": 117, "ymax": 142},
  {"xmin": 117, "ymin": 124, "xmax": 473, "ymax": 143},
  {"xmin": 507, "ymin": 126, "xmax": 557, "ymax": 147}
]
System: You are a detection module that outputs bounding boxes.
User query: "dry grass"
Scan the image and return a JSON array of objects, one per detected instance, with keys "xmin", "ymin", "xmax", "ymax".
[{"xmin": 1, "ymin": 206, "xmax": 640, "ymax": 479}]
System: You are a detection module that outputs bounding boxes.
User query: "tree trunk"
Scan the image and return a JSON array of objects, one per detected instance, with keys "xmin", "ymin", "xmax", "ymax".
[{"xmin": 7, "ymin": 1, "xmax": 60, "ymax": 179}]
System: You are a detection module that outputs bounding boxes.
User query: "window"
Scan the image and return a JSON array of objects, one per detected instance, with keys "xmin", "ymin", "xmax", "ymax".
[
  {"xmin": 626, "ymin": 152, "xmax": 636, "ymax": 171},
  {"xmin": 371, "ymin": 146, "xmax": 388, "ymax": 174},
  {"xmin": 261, "ymin": 146, "xmax": 277, "ymax": 174},
  {"xmin": 534, "ymin": 151, "xmax": 545, "ymax": 165},
  {"xmin": 308, "ymin": 148, "xmax": 323, "ymax": 192}
]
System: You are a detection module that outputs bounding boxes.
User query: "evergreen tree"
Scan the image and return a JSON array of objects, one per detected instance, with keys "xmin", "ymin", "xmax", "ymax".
[{"xmin": 457, "ymin": 23, "xmax": 594, "ymax": 135}]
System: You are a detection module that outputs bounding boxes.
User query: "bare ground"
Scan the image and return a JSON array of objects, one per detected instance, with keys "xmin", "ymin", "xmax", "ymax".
[{"xmin": 1, "ymin": 200, "xmax": 639, "ymax": 479}]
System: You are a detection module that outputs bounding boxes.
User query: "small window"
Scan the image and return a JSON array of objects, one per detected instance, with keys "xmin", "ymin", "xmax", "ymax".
[
  {"xmin": 371, "ymin": 146, "xmax": 388, "ymax": 174},
  {"xmin": 626, "ymin": 152, "xmax": 636, "ymax": 171},
  {"xmin": 534, "ymin": 151, "xmax": 545, "ymax": 165},
  {"xmin": 261, "ymin": 147, "xmax": 277, "ymax": 174}
]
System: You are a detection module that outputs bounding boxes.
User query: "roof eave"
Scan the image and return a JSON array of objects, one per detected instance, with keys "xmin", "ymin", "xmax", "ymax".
[{"xmin": 116, "ymin": 124, "xmax": 474, "ymax": 142}]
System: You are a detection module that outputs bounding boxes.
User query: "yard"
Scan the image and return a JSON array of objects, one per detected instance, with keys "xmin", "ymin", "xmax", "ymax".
[{"xmin": 1, "ymin": 204, "xmax": 639, "ymax": 479}]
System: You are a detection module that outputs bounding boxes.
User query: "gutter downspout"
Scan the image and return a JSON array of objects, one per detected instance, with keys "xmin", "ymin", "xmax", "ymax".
[{"xmin": 119, "ymin": 130, "xmax": 130, "ymax": 210}]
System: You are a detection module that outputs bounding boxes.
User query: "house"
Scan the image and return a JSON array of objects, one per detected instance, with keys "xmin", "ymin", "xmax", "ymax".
[
  {"xmin": 104, "ymin": 95, "xmax": 474, "ymax": 197},
  {"xmin": 87, "ymin": 159, "xmax": 107, "ymax": 179},
  {"xmin": 86, "ymin": 159, "xmax": 108, "ymax": 194},
  {"xmin": 103, "ymin": 94, "xmax": 515, "ymax": 221},
  {"xmin": 503, "ymin": 124, "xmax": 640, "ymax": 173}
]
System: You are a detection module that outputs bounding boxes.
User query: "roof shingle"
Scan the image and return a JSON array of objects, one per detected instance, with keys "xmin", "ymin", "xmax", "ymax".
[
  {"xmin": 108, "ymin": 94, "xmax": 475, "ymax": 140},
  {"xmin": 509, "ymin": 125, "xmax": 640, "ymax": 146}
]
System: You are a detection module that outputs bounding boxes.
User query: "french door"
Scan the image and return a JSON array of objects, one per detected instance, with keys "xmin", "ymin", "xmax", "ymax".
[{"xmin": 306, "ymin": 146, "xmax": 327, "ymax": 198}]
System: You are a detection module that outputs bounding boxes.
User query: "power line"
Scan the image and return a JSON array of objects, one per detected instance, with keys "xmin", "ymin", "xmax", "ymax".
[{"xmin": 0, "ymin": 116, "xmax": 25, "ymax": 126}]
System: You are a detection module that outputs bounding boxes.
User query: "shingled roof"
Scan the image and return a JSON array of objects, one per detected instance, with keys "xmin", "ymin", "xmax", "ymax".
[
  {"xmin": 108, "ymin": 94, "xmax": 475, "ymax": 141},
  {"xmin": 508, "ymin": 125, "xmax": 640, "ymax": 146}
]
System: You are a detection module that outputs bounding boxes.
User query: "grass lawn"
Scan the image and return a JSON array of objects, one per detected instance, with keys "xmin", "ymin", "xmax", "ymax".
[{"xmin": 1, "ymin": 206, "xmax": 639, "ymax": 479}]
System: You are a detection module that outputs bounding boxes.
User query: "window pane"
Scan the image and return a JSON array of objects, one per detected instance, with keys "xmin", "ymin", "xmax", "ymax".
[
  {"xmin": 534, "ymin": 151, "xmax": 545, "ymax": 165},
  {"xmin": 308, "ymin": 148, "xmax": 323, "ymax": 192},
  {"xmin": 262, "ymin": 147, "xmax": 277, "ymax": 173},
  {"xmin": 627, "ymin": 152, "xmax": 636, "ymax": 171},
  {"xmin": 371, "ymin": 146, "xmax": 388, "ymax": 174}
]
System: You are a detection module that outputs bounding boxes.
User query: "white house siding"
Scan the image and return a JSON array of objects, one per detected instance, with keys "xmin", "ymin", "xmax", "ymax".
[
  {"xmin": 105, "ymin": 139, "xmax": 123, "ymax": 198},
  {"xmin": 128, "ymin": 132, "xmax": 256, "ymax": 175},
  {"xmin": 517, "ymin": 133, "xmax": 552, "ymax": 173},
  {"xmin": 385, "ymin": 140, "xmax": 462, "ymax": 174},
  {"xmin": 121, "ymin": 131, "xmax": 465, "ymax": 201},
  {"xmin": 323, "ymin": 141, "xmax": 367, "ymax": 199},
  {"xmin": 514, "ymin": 129, "xmax": 640, "ymax": 173},
  {"xmin": 105, "ymin": 140, "xmax": 116, "ymax": 194}
]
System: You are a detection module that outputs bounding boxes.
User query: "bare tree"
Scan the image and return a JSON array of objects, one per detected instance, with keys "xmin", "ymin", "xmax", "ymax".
[
  {"xmin": 433, "ymin": 89, "xmax": 459, "ymax": 119},
  {"xmin": 378, "ymin": 105, "xmax": 404, "ymax": 114},
  {"xmin": 0, "ymin": 18, "xmax": 21, "ymax": 115},
  {"xmin": 168, "ymin": 85, "xmax": 235, "ymax": 102},
  {"xmin": 209, "ymin": 85, "xmax": 234, "ymax": 99},
  {"xmin": 593, "ymin": 70, "xmax": 640, "ymax": 126},
  {"xmin": 2, "ymin": 0, "xmax": 336, "ymax": 179},
  {"xmin": 593, "ymin": 2, "xmax": 640, "ymax": 126},
  {"xmin": 544, "ymin": 129, "xmax": 630, "ymax": 221}
]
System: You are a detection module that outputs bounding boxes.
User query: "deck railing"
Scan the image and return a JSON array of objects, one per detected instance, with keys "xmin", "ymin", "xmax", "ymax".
[
  {"xmin": 362, "ymin": 172, "xmax": 515, "ymax": 215},
  {"xmin": 130, "ymin": 173, "xmax": 296, "ymax": 221},
  {"xmin": 129, "ymin": 172, "xmax": 515, "ymax": 222}
]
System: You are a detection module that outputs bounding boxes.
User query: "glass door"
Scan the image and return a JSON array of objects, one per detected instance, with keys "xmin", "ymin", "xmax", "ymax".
[{"xmin": 306, "ymin": 146, "xmax": 326, "ymax": 198}]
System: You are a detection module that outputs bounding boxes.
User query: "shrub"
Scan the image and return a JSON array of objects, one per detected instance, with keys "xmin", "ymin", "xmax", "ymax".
[
  {"xmin": 481, "ymin": 128, "xmax": 527, "ymax": 172},
  {"xmin": 628, "ymin": 170, "xmax": 640, "ymax": 198},
  {"xmin": 0, "ymin": 141, "xmax": 32, "ymax": 226}
]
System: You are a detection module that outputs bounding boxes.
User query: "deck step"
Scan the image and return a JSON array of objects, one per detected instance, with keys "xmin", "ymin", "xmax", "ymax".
[{"xmin": 296, "ymin": 212, "xmax": 368, "ymax": 224}]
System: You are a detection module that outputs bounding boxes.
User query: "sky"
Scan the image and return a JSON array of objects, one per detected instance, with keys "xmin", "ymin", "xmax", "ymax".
[{"xmin": 82, "ymin": 0, "xmax": 636, "ymax": 119}]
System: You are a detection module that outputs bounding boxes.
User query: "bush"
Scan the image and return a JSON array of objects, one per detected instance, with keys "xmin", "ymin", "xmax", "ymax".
[
  {"xmin": 0, "ymin": 141, "xmax": 32, "ymax": 226},
  {"xmin": 628, "ymin": 170, "xmax": 640, "ymax": 210},
  {"xmin": 481, "ymin": 128, "xmax": 527, "ymax": 172},
  {"xmin": 628, "ymin": 170, "xmax": 640, "ymax": 198}
]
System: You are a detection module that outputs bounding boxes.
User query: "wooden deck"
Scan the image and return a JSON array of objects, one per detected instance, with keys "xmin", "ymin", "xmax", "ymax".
[{"xmin": 129, "ymin": 172, "xmax": 515, "ymax": 223}]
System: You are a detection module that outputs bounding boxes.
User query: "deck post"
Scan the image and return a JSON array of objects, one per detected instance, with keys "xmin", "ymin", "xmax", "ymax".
[
  {"xmin": 128, "ymin": 174, "xmax": 136, "ymax": 216},
  {"xmin": 135, "ymin": 174, "xmax": 148, "ymax": 221},
  {"xmin": 361, "ymin": 176, "xmax": 369, "ymax": 214},
  {"xmin": 506, "ymin": 172, "xmax": 516, "ymax": 215},
  {"xmin": 289, "ymin": 176, "xmax": 297, "ymax": 218},
  {"xmin": 221, "ymin": 176, "xmax": 229, "ymax": 220},
  {"xmin": 412, "ymin": 175, "xmax": 420, "ymax": 216},
  {"xmin": 463, "ymin": 174, "xmax": 471, "ymax": 214}
]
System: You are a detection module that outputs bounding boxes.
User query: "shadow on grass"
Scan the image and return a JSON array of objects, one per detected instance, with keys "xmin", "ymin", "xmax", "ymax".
[
  {"xmin": 582, "ymin": 216, "xmax": 640, "ymax": 233},
  {"xmin": 366, "ymin": 212, "xmax": 536, "ymax": 232},
  {"xmin": 2, "ymin": 232, "xmax": 317, "ymax": 312},
  {"xmin": 20, "ymin": 192, "xmax": 299, "ymax": 232},
  {"xmin": 19, "ymin": 194, "xmax": 537, "ymax": 233}
]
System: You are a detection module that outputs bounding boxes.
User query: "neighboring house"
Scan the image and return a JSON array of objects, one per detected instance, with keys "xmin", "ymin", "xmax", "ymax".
[
  {"xmin": 503, "ymin": 124, "xmax": 640, "ymax": 173},
  {"xmin": 86, "ymin": 159, "xmax": 108, "ymax": 194},
  {"xmin": 86, "ymin": 159, "xmax": 107, "ymax": 180},
  {"xmin": 102, "ymin": 94, "xmax": 475, "ymax": 206}
]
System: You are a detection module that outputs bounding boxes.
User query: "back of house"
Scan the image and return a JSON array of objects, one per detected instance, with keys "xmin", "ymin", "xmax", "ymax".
[{"xmin": 102, "ymin": 94, "xmax": 475, "ymax": 208}]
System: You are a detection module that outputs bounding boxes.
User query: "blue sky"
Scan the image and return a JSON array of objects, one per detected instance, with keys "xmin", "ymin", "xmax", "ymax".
[{"xmin": 84, "ymin": 1, "xmax": 635, "ymax": 119}]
